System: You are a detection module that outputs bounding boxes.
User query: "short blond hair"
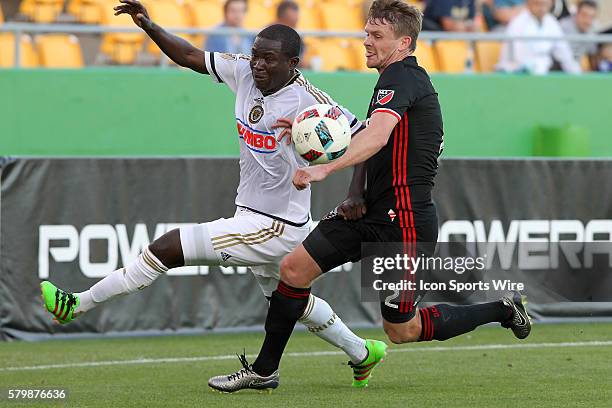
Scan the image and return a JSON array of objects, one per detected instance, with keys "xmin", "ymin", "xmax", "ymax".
[{"xmin": 367, "ymin": 0, "xmax": 423, "ymax": 52}]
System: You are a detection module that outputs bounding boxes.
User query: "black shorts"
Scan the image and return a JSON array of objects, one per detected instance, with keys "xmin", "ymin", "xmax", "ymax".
[{"xmin": 303, "ymin": 210, "xmax": 438, "ymax": 323}]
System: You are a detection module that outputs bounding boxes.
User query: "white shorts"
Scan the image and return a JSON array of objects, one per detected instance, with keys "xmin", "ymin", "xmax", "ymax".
[{"xmin": 179, "ymin": 207, "xmax": 311, "ymax": 296}]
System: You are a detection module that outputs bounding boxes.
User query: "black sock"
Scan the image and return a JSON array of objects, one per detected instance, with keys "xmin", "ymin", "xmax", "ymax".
[
  {"xmin": 252, "ymin": 281, "xmax": 311, "ymax": 376},
  {"xmin": 419, "ymin": 301, "xmax": 512, "ymax": 341}
]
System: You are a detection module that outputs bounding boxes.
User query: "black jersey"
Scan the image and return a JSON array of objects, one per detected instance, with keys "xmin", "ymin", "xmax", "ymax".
[{"xmin": 364, "ymin": 56, "xmax": 443, "ymax": 226}]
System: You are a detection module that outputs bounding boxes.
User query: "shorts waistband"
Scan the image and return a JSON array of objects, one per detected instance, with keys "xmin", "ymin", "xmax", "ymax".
[{"xmin": 237, "ymin": 206, "xmax": 310, "ymax": 228}]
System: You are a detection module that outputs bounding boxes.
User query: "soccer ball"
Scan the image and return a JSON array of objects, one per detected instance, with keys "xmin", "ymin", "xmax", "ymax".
[{"xmin": 292, "ymin": 104, "xmax": 351, "ymax": 165}]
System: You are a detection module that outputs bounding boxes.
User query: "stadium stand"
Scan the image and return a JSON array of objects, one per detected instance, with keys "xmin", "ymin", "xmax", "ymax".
[
  {"xmin": 146, "ymin": 1, "xmax": 194, "ymax": 57},
  {"xmin": 0, "ymin": 33, "xmax": 39, "ymax": 67},
  {"xmin": 244, "ymin": 0, "xmax": 275, "ymax": 29},
  {"xmin": 67, "ymin": 0, "xmax": 105, "ymax": 24},
  {"xmin": 308, "ymin": 37, "xmax": 359, "ymax": 71},
  {"xmin": 296, "ymin": 3, "xmax": 322, "ymax": 30},
  {"xmin": 347, "ymin": 37, "xmax": 370, "ymax": 71},
  {"xmin": 319, "ymin": 2, "xmax": 363, "ymax": 31},
  {"xmin": 0, "ymin": 0, "xmax": 609, "ymax": 71},
  {"xmin": 435, "ymin": 40, "xmax": 470, "ymax": 73},
  {"xmin": 475, "ymin": 41, "xmax": 502, "ymax": 73},
  {"xmin": 187, "ymin": 0, "xmax": 224, "ymax": 28},
  {"xmin": 36, "ymin": 34, "xmax": 84, "ymax": 67},
  {"xmin": 414, "ymin": 40, "xmax": 438, "ymax": 73},
  {"xmin": 98, "ymin": 0, "xmax": 145, "ymax": 64},
  {"xmin": 19, "ymin": 0, "xmax": 64, "ymax": 23}
]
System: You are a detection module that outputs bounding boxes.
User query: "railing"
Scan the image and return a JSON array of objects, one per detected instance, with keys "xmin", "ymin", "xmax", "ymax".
[{"xmin": 2, "ymin": 22, "xmax": 612, "ymax": 68}]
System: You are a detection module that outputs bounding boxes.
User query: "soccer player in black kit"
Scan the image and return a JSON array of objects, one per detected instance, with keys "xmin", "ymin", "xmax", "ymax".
[{"xmin": 210, "ymin": 0, "xmax": 532, "ymax": 392}]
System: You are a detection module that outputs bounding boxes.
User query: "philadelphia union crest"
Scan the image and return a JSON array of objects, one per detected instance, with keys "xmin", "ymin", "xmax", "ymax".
[{"xmin": 249, "ymin": 105, "xmax": 264, "ymax": 124}]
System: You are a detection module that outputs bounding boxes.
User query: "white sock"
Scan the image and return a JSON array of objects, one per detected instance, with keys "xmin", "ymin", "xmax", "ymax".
[
  {"xmin": 75, "ymin": 247, "xmax": 168, "ymax": 314},
  {"xmin": 299, "ymin": 295, "xmax": 367, "ymax": 364}
]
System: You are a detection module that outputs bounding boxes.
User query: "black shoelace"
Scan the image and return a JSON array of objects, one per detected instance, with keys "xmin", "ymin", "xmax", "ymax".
[{"xmin": 227, "ymin": 352, "xmax": 254, "ymax": 381}]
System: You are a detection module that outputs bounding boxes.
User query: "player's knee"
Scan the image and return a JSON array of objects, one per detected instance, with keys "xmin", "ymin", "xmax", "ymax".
[
  {"xmin": 149, "ymin": 229, "xmax": 184, "ymax": 269},
  {"xmin": 383, "ymin": 317, "xmax": 421, "ymax": 344},
  {"xmin": 279, "ymin": 256, "xmax": 308, "ymax": 288}
]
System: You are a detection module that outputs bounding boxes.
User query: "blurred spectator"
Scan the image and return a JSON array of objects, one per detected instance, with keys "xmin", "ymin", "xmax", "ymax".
[
  {"xmin": 596, "ymin": 27, "xmax": 612, "ymax": 72},
  {"xmin": 484, "ymin": 0, "xmax": 525, "ymax": 30},
  {"xmin": 497, "ymin": 0, "xmax": 581, "ymax": 74},
  {"xmin": 274, "ymin": 1, "xmax": 308, "ymax": 67},
  {"xmin": 596, "ymin": 42, "xmax": 612, "ymax": 72},
  {"xmin": 276, "ymin": 0, "xmax": 299, "ymax": 29},
  {"xmin": 560, "ymin": 0, "xmax": 598, "ymax": 62},
  {"xmin": 550, "ymin": 0, "xmax": 570, "ymax": 20},
  {"xmin": 205, "ymin": 0, "xmax": 254, "ymax": 54},
  {"xmin": 423, "ymin": 0, "xmax": 477, "ymax": 31}
]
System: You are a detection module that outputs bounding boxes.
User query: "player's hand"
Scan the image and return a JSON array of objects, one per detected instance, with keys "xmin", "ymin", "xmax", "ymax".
[
  {"xmin": 114, "ymin": 0, "xmax": 151, "ymax": 30},
  {"xmin": 337, "ymin": 196, "xmax": 367, "ymax": 220},
  {"xmin": 293, "ymin": 165, "xmax": 330, "ymax": 190},
  {"xmin": 273, "ymin": 117, "xmax": 293, "ymax": 145}
]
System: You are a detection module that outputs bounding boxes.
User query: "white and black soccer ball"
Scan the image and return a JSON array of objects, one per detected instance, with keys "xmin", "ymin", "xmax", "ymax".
[{"xmin": 292, "ymin": 104, "xmax": 351, "ymax": 165}]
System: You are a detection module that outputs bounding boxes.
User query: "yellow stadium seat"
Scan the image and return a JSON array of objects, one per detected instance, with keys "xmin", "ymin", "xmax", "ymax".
[
  {"xmin": 68, "ymin": 0, "xmax": 106, "ymax": 24},
  {"xmin": 248, "ymin": 0, "xmax": 280, "ymax": 8},
  {"xmin": 320, "ymin": 3, "xmax": 363, "ymax": 31},
  {"xmin": 20, "ymin": 0, "xmax": 64, "ymax": 23},
  {"xmin": 244, "ymin": 1, "xmax": 275, "ymax": 30},
  {"xmin": 297, "ymin": 5, "xmax": 322, "ymax": 30},
  {"xmin": 475, "ymin": 41, "xmax": 501, "ymax": 73},
  {"xmin": 306, "ymin": 38, "xmax": 356, "ymax": 72},
  {"xmin": 188, "ymin": 0, "xmax": 223, "ymax": 28},
  {"xmin": 146, "ymin": 1, "xmax": 194, "ymax": 57},
  {"xmin": 327, "ymin": 0, "xmax": 363, "ymax": 8},
  {"xmin": 99, "ymin": 0, "xmax": 145, "ymax": 64},
  {"xmin": 0, "ymin": 33, "xmax": 39, "ymax": 67},
  {"xmin": 293, "ymin": 0, "xmax": 316, "ymax": 8},
  {"xmin": 434, "ymin": 40, "xmax": 469, "ymax": 73},
  {"xmin": 37, "ymin": 34, "xmax": 84, "ymax": 68},
  {"xmin": 301, "ymin": 36, "xmax": 320, "ymax": 68},
  {"xmin": 413, "ymin": 40, "xmax": 438, "ymax": 73},
  {"xmin": 347, "ymin": 37, "xmax": 374, "ymax": 72},
  {"xmin": 405, "ymin": 0, "xmax": 425, "ymax": 11}
]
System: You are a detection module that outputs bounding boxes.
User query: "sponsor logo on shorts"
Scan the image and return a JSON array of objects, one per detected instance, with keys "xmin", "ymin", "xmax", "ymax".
[{"xmin": 220, "ymin": 252, "xmax": 232, "ymax": 262}]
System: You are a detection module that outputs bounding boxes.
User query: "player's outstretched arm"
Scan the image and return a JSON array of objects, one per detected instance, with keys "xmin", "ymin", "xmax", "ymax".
[
  {"xmin": 114, "ymin": 0, "xmax": 207, "ymax": 74},
  {"xmin": 293, "ymin": 112, "xmax": 397, "ymax": 190}
]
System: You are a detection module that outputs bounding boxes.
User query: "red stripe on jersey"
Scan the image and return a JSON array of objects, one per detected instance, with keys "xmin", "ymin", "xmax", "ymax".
[{"xmin": 371, "ymin": 108, "xmax": 402, "ymax": 122}]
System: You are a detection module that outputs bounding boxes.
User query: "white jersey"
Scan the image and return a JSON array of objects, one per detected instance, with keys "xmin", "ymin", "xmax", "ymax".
[{"xmin": 204, "ymin": 51, "xmax": 362, "ymax": 225}]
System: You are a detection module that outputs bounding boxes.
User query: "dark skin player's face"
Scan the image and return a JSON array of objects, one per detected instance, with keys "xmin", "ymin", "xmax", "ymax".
[{"xmin": 250, "ymin": 37, "xmax": 299, "ymax": 96}]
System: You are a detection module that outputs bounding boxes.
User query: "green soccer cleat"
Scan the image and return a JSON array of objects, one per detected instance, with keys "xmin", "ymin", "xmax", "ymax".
[
  {"xmin": 349, "ymin": 339, "xmax": 388, "ymax": 388},
  {"xmin": 40, "ymin": 281, "xmax": 80, "ymax": 324}
]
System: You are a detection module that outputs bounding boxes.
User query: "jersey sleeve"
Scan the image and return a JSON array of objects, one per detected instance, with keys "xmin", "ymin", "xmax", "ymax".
[
  {"xmin": 204, "ymin": 51, "xmax": 251, "ymax": 93},
  {"xmin": 338, "ymin": 106, "xmax": 363, "ymax": 136},
  {"xmin": 370, "ymin": 65, "xmax": 418, "ymax": 121}
]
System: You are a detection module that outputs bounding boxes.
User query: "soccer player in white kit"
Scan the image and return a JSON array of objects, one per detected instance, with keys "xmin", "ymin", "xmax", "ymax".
[{"xmin": 41, "ymin": 0, "xmax": 382, "ymax": 389}]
